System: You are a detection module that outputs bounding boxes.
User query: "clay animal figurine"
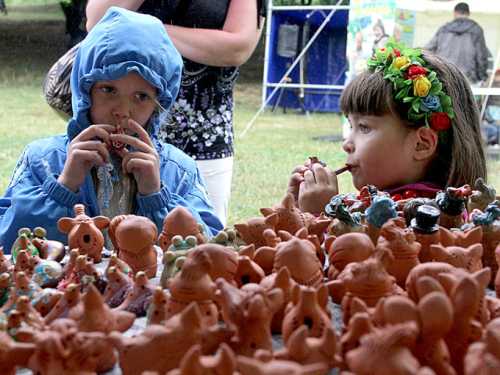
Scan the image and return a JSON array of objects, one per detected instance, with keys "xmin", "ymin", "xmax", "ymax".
[
  {"xmin": 282, "ymin": 284, "xmax": 331, "ymax": 344},
  {"xmin": 325, "ymin": 194, "xmax": 365, "ymax": 237},
  {"xmin": 471, "ymin": 201, "xmax": 500, "ymax": 285},
  {"xmin": 0, "ymin": 247, "xmax": 12, "ymax": 274},
  {"xmin": 31, "ymin": 288, "xmax": 63, "ymax": 317},
  {"xmin": 146, "ymin": 286, "xmax": 169, "ymax": 325},
  {"xmin": 109, "ymin": 302, "xmax": 204, "ymax": 375},
  {"xmin": 160, "ymin": 235, "xmax": 198, "ymax": 287},
  {"xmin": 0, "ymin": 272, "xmax": 11, "ymax": 308},
  {"xmin": 0, "ymin": 271, "xmax": 40, "ymax": 315},
  {"xmin": 167, "ymin": 343, "xmax": 236, "ymax": 375},
  {"xmin": 103, "ymin": 265, "xmax": 132, "ymax": 308},
  {"xmin": 410, "ymin": 205, "xmax": 441, "ymax": 263},
  {"xmin": 109, "ymin": 214, "xmax": 159, "ymax": 278},
  {"xmin": 260, "ymin": 266, "xmax": 297, "ymax": 334},
  {"xmin": 44, "ymin": 283, "xmax": 81, "ymax": 325},
  {"xmin": 439, "ymin": 226, "xmax": 483, "ymax": 248},
  {"xmin": 157, "ymin": 206, "xmax": 207, "ymax": 251},
  {"xmin": 374, "ymin": 284, "xmax": 455, "ymax": 375},
  {"xmin": 464, "ymin": 317, "xmax": 500, "ymax": 375},
  {"xmin": 115, "ymin": 271, "xmax": 155, "ymax": 317},
  {"xmin": 274, "ymin": 324, "xmax": 340, "ymax": 373},
  {"xmin": 403, "ymin": 198, "xmax": 439, "ymax": 227},
  {"xmin": 68, "ymin": 284, "xmax": 135, "ymax": 333},
  {"xmin": 365, "ymin": 195, "xmax": 398, "ymax": 244},
  {"xmin": 429, "ymin": 243, "xmax": 483, "ymax": 272},
  {"xmin": 166, "ymin": 250, "xmax": 218, "ymax": 328},
  {"xmin": 57, "ymin": 204, "xmax": 109, "ymax": 263},
  {"xmin": 237, "ymin": 355, "xmax": 328, "ymax": 375},
  {"xmin": 376, "ymin": 217, "xmax": 421, "ymax": 287},
  {"xmin": 328, "ymin": 251, "xmax": 400, "ymax": 311},
  {"xmin": 214, "ymin": 278, "xmax": 284, "ymax": 356},
  {"xmin": 31, "ymin": 226, "xmax": 66, "ymax": 262},
  {"xmin": 32, "ymin": 259, "xmax": 63, "ymax": 288},
  {"xmin": 260, "ymin": 193, "xmax": 331, "ymax": 243},
  {"xmin": 13, "ymin": 249, "xmax": 38, "ymax": 277},
  {"xmin": 28, "ymin": 318, "xmax": 116, "ymax": 375},
  {"xmin": 234, "ymin": 213, "xmax": 279, "ymax": 248},
  {"xmin": 273, "ymin": 229, "xmax": 323, "ymax": 287},
  {"xmin": 469, "ymin": 177, "xmax": 496, "ymax": 213},
  {"xmin": 235, "ymin": 255, "xmax": 265, "ymax": 287},
  {"xmin": 436, "ymin": 185, "xmax": 472, "ymax": 229},
  {"xmin": 187, "ymin": 243, "xmax": 239, "ymax": 284},
  {"xmin": 0, "ymin": 331, "xmax": 35, "ymax": 375},
  {"xmin": 106, "ymin": 253, "xmax": 134, "ymax": 278},
  {"xmin": 10, "ymin": 228, "xmax": 39, "ymax": 263},
  {"xmin": 345, "ymin": 321, "xmax": 424, "ymax": 375}
]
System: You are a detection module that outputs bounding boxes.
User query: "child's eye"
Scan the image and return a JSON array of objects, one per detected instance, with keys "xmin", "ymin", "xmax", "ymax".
[
  {"xmin": 135, "ymin": 92, "xmax": 152, "ymax": 102},
  {"xmin": 358, "ymin": 124, "xmax": 371, "ymax": 133},
  {"xmin": 98, "ymin": 86, "xmax": 116, "ymax": 95}
]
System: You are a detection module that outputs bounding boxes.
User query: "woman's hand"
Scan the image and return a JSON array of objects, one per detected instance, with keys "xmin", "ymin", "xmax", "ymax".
[
  {"xmin": 109, "ymin": 118, "xmax": 160, "ymax": 196},
  {"xmin": 298, "ymin": 164, "xmax": 338, "ymax": 215},
  {"xmin": 58, "ymin": 125, "xmax": 113, "ymax": 192}
]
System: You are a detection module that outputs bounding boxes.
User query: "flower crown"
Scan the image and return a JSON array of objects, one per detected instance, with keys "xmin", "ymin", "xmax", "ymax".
[{"xmin": 367, "ymin": 41, "xmax": 455, "ymax": 133}]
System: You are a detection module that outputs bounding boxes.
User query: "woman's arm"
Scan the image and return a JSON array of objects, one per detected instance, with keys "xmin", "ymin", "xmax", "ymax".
[
  {"xmin": 86, "ymin": 0, "xmax": 144, "ymax": 30},
  {"xmin": 165, "ymin": 0, "xmax": 264, "ymax": 67}
]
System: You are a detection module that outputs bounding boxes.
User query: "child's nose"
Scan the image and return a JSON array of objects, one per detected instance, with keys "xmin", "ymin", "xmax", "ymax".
[
  {"xmin": 342, "ymin": 138, "xmax": 354, "ymax": 153},
  {"xmin": 112, "ymin": 99, "xmax": 131, "ymax": 124}
]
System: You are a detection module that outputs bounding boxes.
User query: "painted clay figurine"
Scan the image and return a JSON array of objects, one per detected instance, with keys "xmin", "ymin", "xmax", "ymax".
[
  {"xmin": 410, "ymin": 205, "xmax": 441, "ymax": 263},
  {"xmin": 365, "ymin": 195, "xmax": 398, "ymax": 244},
  {"xmin": 436, "ymin": 185, "xmax": 471, "ymax": 229},
  {"xmin": 115, "ymin": 271, "xmax": 155, "ymax": 317},
  {"xmin": 157, "ymin": 206, "xmax": 207, "ymax": 251}
]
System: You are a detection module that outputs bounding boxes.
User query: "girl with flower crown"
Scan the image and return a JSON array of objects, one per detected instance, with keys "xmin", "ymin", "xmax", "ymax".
[{"xmin": 288, "ymin": 42, "xmax": 487, "ymax": 215}]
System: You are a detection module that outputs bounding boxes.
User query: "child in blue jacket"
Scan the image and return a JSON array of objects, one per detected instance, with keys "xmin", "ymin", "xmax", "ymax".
[{"xmin": 0, "ymin": 7, "xmax": 223, "ymax": 253}]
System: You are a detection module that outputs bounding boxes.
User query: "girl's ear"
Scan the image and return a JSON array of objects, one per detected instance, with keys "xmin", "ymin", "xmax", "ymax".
[{"xmin": 413, "ymin": 127, "xmax": 438, "ymax": 161}]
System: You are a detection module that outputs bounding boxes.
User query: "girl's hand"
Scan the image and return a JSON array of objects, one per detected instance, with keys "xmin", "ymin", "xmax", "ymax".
[
  {"xmin": 287, "ymin": 165, "xmax": 308, "ymax": 206},
  {"xmin": 109, "ymin": 119, "xmax": 160, "ymax": 196},
  {"xmin": 298, "ymin": 163, "xmax": 338, "ymax": 215},
  {"xmin": 58, "ymin": 125, "xmax": 114, "ymax": 192}
]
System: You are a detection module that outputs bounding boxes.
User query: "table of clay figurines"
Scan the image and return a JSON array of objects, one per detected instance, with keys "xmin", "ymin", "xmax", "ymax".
[{"xmin": 12, "ymin": 246, "xmax": 345, "ymax": 375}]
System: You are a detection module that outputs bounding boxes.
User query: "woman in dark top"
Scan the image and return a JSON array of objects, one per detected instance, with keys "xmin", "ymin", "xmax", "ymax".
[{"xmin": 86, "ymin": 0, "xmax": 265, "ymax": 226}]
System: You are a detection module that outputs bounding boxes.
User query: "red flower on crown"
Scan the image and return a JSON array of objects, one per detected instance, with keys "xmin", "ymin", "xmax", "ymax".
[
  {"xmin": 407, "ymin": 65, "xmax": 428, "ymax": 79},
  {"xmin": 393, "ymin": 49, "xmax": 401, "ymax": 57},
  {"xmin": 429, "ymin": 112, "xmax": 451, "ymax": 131}
]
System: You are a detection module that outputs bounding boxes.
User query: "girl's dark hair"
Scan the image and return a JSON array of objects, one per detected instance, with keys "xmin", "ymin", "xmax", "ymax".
[{"xmin": 340, "ymin": 51, "xmax": 486, "ymax": 188}]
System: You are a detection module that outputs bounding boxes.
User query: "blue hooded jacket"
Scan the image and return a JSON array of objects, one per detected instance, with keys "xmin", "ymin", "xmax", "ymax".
[{"xmin": 0, "ymin": 8, "xmax": 223, "ymax": 253}]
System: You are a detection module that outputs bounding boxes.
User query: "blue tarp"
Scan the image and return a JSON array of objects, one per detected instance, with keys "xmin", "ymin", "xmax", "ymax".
[{"xmin": 265, "ymin": 9, "xmax": 349, "ymax": 112}]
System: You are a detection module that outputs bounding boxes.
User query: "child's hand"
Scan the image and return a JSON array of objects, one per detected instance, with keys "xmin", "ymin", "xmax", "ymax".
[
  {"xmin": 298, "ymin": 163, "xmax": 338, "ymax": 215},
  {"xmin": 287, "ymin": 164, "xmax": 308, "ymax": 205},
  {"xmin": 58, "ymin": 125, "xmax": 113, "ymax": 192},
  {"xmin": 109, "ymin": 119, "xmax": 160, "ymax": 196}
]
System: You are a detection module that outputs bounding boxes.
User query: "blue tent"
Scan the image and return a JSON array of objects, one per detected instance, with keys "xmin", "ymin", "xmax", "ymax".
[{"xmin": 264, "ymin": 8, "xmax": 349, "ymax": 112}]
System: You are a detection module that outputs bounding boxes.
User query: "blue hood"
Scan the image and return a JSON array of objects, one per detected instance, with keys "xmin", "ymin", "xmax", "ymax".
[{"xmin": 68, "ymin": 7, "xmax": 182, "ymax": 141}]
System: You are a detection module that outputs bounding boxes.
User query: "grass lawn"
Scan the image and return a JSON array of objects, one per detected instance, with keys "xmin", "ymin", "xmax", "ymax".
[{"xmin": 1, "ymin": 3, "xmax": 499, "ymax": 228}]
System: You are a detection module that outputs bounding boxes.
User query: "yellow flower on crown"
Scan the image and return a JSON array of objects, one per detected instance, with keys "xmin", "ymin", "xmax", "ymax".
[
  {"xmin": 413, "ymin": 75, "xmax": 431, "ymax": 97},
  {"xmin": 392, "ymin": 56, "xmax": 411, "ymax": 70}
]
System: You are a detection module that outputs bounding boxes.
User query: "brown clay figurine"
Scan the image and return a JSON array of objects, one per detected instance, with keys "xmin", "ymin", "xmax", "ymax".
[
  {"xmin": 115, "ymin": 271, "xmax": 155, "ymax": 317},
  {"xmin": 282, "ymin": 284, "xmax": 331, "ymax": 344},
  {"xmin": 109, "ymin": 302, "xmax": 204, "ymax": 375},
  {"xmin": 464, "ymin": 317, "xmax": 500, "ymax": 375},
  {"xmin": 157, "ymin": 206, "xmax": 207, "ymax": 251},
  {"xmin": 429, "ymin": 243, "xmax": 483, "ymax": 272},
  {"xmin": 109, "ymin": 214, "xmax": 159, "ymax": 278},
  {"xmin": 376, "ymin": 217, "xmax": 421, "ymax": 287},
  {"xmin": 468, "ymin": 177, "xmax": 496, "ymax": 213},
  {"xmin": 167, "ymin": 343, "xmax": 236, "ymax": 375},
  {"xmin": 68, "ymin": 283, "xmax": 135, "ymax": 333},
  {"xmin": 146, "ymin": 286, "xmax": 169, "ymax": 325},
  {"xmin": 31, "ymin": 227, "xmax": 66, "ymax": 262},
  {"xmin": 234, "ymin": 213, "xmax": 279, "ymax": 248},
  {"xmin": 44, "ymin": 283, "xmax": 81, "ymax": 325},
  {"xmin": 327, "ymin": 232, "xmax": 375, "ymax": 280},
  {"xmin": 0, "ymin": 247, "xmax": 12, "ymax": 274},
  {"xmin": 103, "ymin": 265, "xmax": 132, "ymax": 308},
  {"xmin": 57, "ymin": 203, "xmax": 109, "ymax": 263},
  {"xmin": 0, "ymin": 331, "xmax": 35, "ymax": 375},
  {"xmin": 166, "ymin": 250, "xmax": 218, "ymax": 328},
  {"xmin": 273, "ymin": 229, "xmax": 323, "ymax": 287}
]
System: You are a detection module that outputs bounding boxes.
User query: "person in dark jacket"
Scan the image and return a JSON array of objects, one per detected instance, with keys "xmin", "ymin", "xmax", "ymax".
[{"xmin": 425, "ymin": 2, "xmax": 489, "ymax": 85}]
